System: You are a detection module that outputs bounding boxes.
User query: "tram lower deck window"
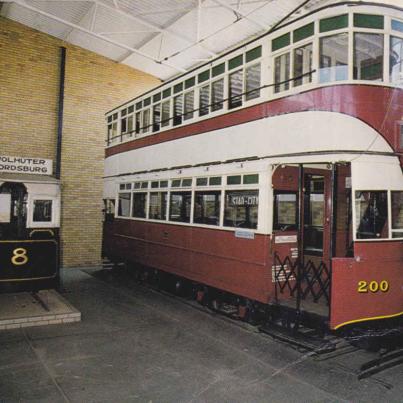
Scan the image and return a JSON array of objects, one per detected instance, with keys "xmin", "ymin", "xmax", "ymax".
[
  {"xmin": 169, "ymin": 192, "xmax": 191, "ymax": 223},
  {"xmin": 118, "ymin": 193, "xmax": 131, "ymax": 217},
  {"xmin": 194, "ymin": 191, "xmax": 221, "ymax": 226},
  {"xmin": 33, "ymin": 200, "xmax": 52, "ymax": 222},
  {"xmin": 149, "ymin": 192, "xmax": 167, "ymax": 220},
  {"xmin": 355, "ymin": 191, "xmax": 388, "ymax": 239},
  {"xmin": 224, "ymin": 190, "xmax": 258, "ymax": 229},
  {"xmin": 132, "ymin": 193, "xmax": 147, "ymax": 218}
]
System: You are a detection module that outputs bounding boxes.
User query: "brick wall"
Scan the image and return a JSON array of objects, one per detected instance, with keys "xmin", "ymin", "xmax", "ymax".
[{"xmin": 0, "ymin": 17, "xmax": 160, "ymax": 267}]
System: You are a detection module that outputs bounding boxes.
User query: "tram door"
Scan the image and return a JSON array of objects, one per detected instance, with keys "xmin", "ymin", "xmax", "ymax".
[
  {"xmin": 0, "ymin": 182, "xmax": 28, "ymax": 239},
  {"xmin": 302, "ymin": 171, "xmax": 332, "ymax": 267}
]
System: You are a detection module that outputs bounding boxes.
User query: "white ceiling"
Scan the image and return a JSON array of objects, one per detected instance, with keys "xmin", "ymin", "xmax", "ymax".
[{"xmin": 1, "ymin": 0, "xmax": 400, "ymax": 81}]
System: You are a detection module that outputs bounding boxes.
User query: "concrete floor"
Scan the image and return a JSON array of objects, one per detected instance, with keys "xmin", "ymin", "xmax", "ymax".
[{"xmin": 0, "ymin": 267, "xmax": 402, "ymax": 403}]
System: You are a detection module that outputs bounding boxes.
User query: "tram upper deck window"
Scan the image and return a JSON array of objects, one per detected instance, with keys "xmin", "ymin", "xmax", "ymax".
[
  {"xmin": 149, "ymin": 192, "xmax": 167, "ymax": 220},
  {"xmin": 294, "ymin": 43, "xmax": 313, "ymax": 87},
  {"xmin": 319, "ymin": 33, "xmax": 348, "ymax": 83},
  {"xmin": 199, "ymin": 85, "xmax": 210, "ymax": 117},
  {"xmin": 229, "ymin": 70, "xmax": 243, "ymax": 109},
  {"xmin": 174, "ymin": 94, "xmax": 183, "ymax": 126},
  {"xmin": 390, "ymin": 36, "xmax": 403, "ymax": 86},
  {"xmin": 273, "ymin": 192, "xmax": 298, "ymax": 231},
  {"xmin": 245, "ymin": 63, "xmax": 261, "ymax": 100},
  {"xmin": 355, "ymin": 191, "xmax": 388, "ymax": 239},
  {"xmin": 142, "ymin": 109, "xmax": 150, "ymax": 134},
  {"xmin": 107, "ymin": 113, "xmax": 118, "ymax": 143},
  {"xmin": 169, "ymin": 192, "xmax": 191, "ymax": 223},
  {"xmin": 224, "ymin": 190, "xmax": 259, "ymax": 229},
  {"xmin": 391, "ymin": 191, "xmax": 403, "ymax": 238},
  {"xmin": 153, "ymin": 103, "xmax": 161, "ymax": 132},
  {"xmin": 353, "ymin": 33, "xmax": 384, "ymax": 81},
  {"xmin": 161, "ymin": 100, "xmax": 171, "ymax": 128},
  {"xmin": 118, "ymin": 192, "xmax": 131, "ymax": 217},
  {"xmin": 33, "ymin": 200, "xmax": 52, "ymax": 222},
  {"xmin": 184, "ymin": 90, "xmax": 195, "ymax": 121},
  {"xmin": 274, "ymin": 52, "xmax": 290, "ymax": 93},
  {"xmin": 194, "ymin": 191, "xmax": 221, "ymax": 226},
  {"xmin": 132, "ymin": 192, "xmax": 147, "ymax": 218},
  {"xmin": 211, "ymin": 78, "xmax": 224, "ymax": 112}
]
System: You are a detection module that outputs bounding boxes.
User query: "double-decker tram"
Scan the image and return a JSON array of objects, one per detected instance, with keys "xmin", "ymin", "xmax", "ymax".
[
  {"xmin": 0, "ymin": 165, "xmax": 60, "ymax": 293},
  {"xmin": 103, "ymin": 1, "xmax": 403, "ymax": 332}
]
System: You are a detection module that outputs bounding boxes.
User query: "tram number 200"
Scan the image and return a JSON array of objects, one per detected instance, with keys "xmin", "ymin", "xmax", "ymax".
[
  {"xmin": 11, "ymin": 248, "xmax": 29, "ymax": 266},
  {"xmin": 357, "ymin": 280, "xmax": 389, "ymax": 293}
]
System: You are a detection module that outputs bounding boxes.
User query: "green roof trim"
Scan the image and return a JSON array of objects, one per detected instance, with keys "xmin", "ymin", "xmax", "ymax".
[
  {"xmin": 162, "ymin": 88, "xmax": 171, "ymax": 98},
  {"xmin": 185, "ymin": 77, "xmax": 195, "ymax": 89},
  {"xmin": 173, "ymin": 82, "xmax": 183, "ymax": 94}
]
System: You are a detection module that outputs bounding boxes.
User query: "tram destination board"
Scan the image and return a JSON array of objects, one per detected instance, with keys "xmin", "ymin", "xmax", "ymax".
[{"xmin": 0, "ymin": 240, "xmax": 57, "ymax": 282}]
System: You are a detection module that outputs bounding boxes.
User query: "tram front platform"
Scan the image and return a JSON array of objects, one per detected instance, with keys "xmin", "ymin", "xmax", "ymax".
[{"xmin": 0, "ymin": 266, "xmax": 401, "ymax": 402}]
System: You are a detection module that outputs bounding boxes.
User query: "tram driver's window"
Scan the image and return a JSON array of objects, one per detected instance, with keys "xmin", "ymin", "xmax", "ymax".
[
  {"xmin": 224, "ymin": 190, "xmax": 258, "ymax": 229},
  {"xmin": 391, "ymin": 191, "xmax": 403, "ymax": 238},
  {"xmin": 273, "ymin": 191, "xmax": 298, "ymax": 231},
  {"xmin": 355, "ymin": 191, "xmax": 388, "ymax": 239},
  {"xmin": 33, "ymin": 200, "xmax": 52, "ymax": 222}
]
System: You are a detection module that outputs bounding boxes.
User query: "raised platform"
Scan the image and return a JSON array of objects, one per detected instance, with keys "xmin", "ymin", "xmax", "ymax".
[{"xmin": 0, "ymin": 289, "xmax": 81, "ymax": 330}]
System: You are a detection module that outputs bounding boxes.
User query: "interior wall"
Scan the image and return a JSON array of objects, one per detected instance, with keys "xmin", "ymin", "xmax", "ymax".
[{"xmin": 0, "ymin": 16, "xmax": 160, "ymax": 267}]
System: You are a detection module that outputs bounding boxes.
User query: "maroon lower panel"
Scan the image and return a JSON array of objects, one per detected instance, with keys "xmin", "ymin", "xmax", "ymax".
[
  {"xmin": 330, "ymin": 241, "xmax": 403, "ymax": 329},
  {"xmin": 104, "ymin": 219, "xmax": 273, "ymax": 303}
]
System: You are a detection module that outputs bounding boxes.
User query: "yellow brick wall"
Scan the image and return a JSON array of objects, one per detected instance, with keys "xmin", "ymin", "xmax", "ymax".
[{"xmin": 0, "ymin": 17, "xmax": 160, "ymax": 267}]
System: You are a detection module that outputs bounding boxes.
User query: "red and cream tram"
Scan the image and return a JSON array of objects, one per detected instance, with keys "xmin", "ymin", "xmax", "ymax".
[{"xmin": 103, "ymin": 2, "xmax": 403, "ymax": 331}]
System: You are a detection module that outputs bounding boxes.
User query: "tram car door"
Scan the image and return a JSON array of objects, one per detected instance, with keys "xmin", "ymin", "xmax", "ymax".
[
  {"xmin": 271, "ymin": 163, "xmax": 349, "ymax": 321},
  {"xmin": 0, "ymin": 176, "xmax": 60, "ymax": 293}
]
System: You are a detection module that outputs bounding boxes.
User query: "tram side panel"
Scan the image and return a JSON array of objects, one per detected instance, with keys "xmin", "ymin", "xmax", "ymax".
[
  {"xmin": 330, "ymin": 241, "xmax": 403, "ymax": 330},
  {"xmin": 103, "ymin": 219, "xmax": 273, "ymax": 303}
]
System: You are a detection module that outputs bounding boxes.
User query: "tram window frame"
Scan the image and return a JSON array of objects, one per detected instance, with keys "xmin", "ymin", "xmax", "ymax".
[
  {"xmin": 193, "ymin": 190, "xmax": 221, "ymax": 226},
  {"xmin": 132, "ymin": 192, "xmax": 148, "ymax": 219},
  {"xmin": 173, "ymin": 94, "xmax": 183, "ymax": 126},
  {"xmin": 224, "ymin": 189, "xmax": 259, "ymax": 229},
  {"xmin": 293, "ymin": 42, "xmax": 313, "ymax": 87},
  {"xmin": 135, "ymin": 111, "xmax": 141, "ymax": 135},
  {"xmin": 107, "ymin": 113, "xmax": 118, "ymax": 144},
  {"xmin": 184, "ymin": 89, "xmax": 195, "ymax": 121},
  {"xmin": 390, "ymin": 35, "xmax": 403, "ymax": 86},
  {"xmin": 149, "ymin": 191, "xmax": 167, "ymax": 220},
  {"xmin": 117, "ymin": 192, "xmax": 132, "ymax": 217},
  {"xmin": 273, "ymin": 191, "xmax": 298, "ymax": 231},
  {"xmin": 153, "ymin": 103, "xmax": 161, "ymax": 132},
  {"xmin": 355, "ymin": 190, "xmax": 388, "ymax": 239},
  {"xmin": 228, "ymin": 69, "xmax": 243, "ymax": 109},
  {"xmin": 32, "ymin": 199, "xmax": 53, "ymax": 223},
  {"xmin": 353, "ymin": 32, "xmax": 384, "ymax": 81},
  {"xmin": 169, "ymin": 191, "xmax": 192, "ymax": 223},
  {"xmin": 319, "ymin": 32, "xmax": 349, "ymax": 83},
  {"xmin": 391, "ymin": 191, "xmax": 403, "ymax": 239},
  {"xmin": 142, "ymin": 108, "xmax": 151, "ymax": 134},
  {"xmin": 274, "ymin": 51, "xmax": 291, "ymax": 93},
  {"xmin": 211, "ymin": 78, "xmax": 225, "ymax": 112},
  {"xmin": 161, "ymin": 100, "xmax": 171, "ymax": 128},
  {"xmin": 199, "ymin": 84, "xmax": 210, "ymax": 117},
  {"xmin": 245, "ymin": 62, "xmax": 261, "ymax": 101}
]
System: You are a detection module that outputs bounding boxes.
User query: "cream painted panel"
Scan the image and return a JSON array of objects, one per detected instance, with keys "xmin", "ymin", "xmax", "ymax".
[{"xmin": 105, "ymin": 111, "xmax": 392, "ymax": 177}]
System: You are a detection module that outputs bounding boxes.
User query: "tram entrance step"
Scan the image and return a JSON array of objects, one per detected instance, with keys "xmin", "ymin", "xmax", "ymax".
[{"xmin": 0, "ymin": 289, "xmax": 80, "ymax": 330}]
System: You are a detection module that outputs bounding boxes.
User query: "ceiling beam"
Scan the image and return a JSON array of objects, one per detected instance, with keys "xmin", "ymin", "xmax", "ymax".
[
  {"xmin": 8, "ymin": 0, "xmax": 187, "ymax": 73},
  {"xmin": 211, "ymin": 0, "xmax": 269, "ymax": 30}
]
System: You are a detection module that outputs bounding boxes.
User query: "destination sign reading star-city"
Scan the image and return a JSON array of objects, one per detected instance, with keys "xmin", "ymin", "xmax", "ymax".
[{"xmin": 0, "ymin": 156, "xmax": 53, "ymax": 175}]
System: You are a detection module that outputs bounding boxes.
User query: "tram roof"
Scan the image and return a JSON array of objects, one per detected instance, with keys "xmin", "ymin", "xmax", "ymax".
[{"xmin": 2, "ymin": 1, "xmax": 401, "ymax": 81}]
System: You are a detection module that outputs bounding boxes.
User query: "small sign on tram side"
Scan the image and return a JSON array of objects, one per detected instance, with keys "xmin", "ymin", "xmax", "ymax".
[{"xmin": 0, "ymin": 155, "xmax": 53, "ymax": 175}]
